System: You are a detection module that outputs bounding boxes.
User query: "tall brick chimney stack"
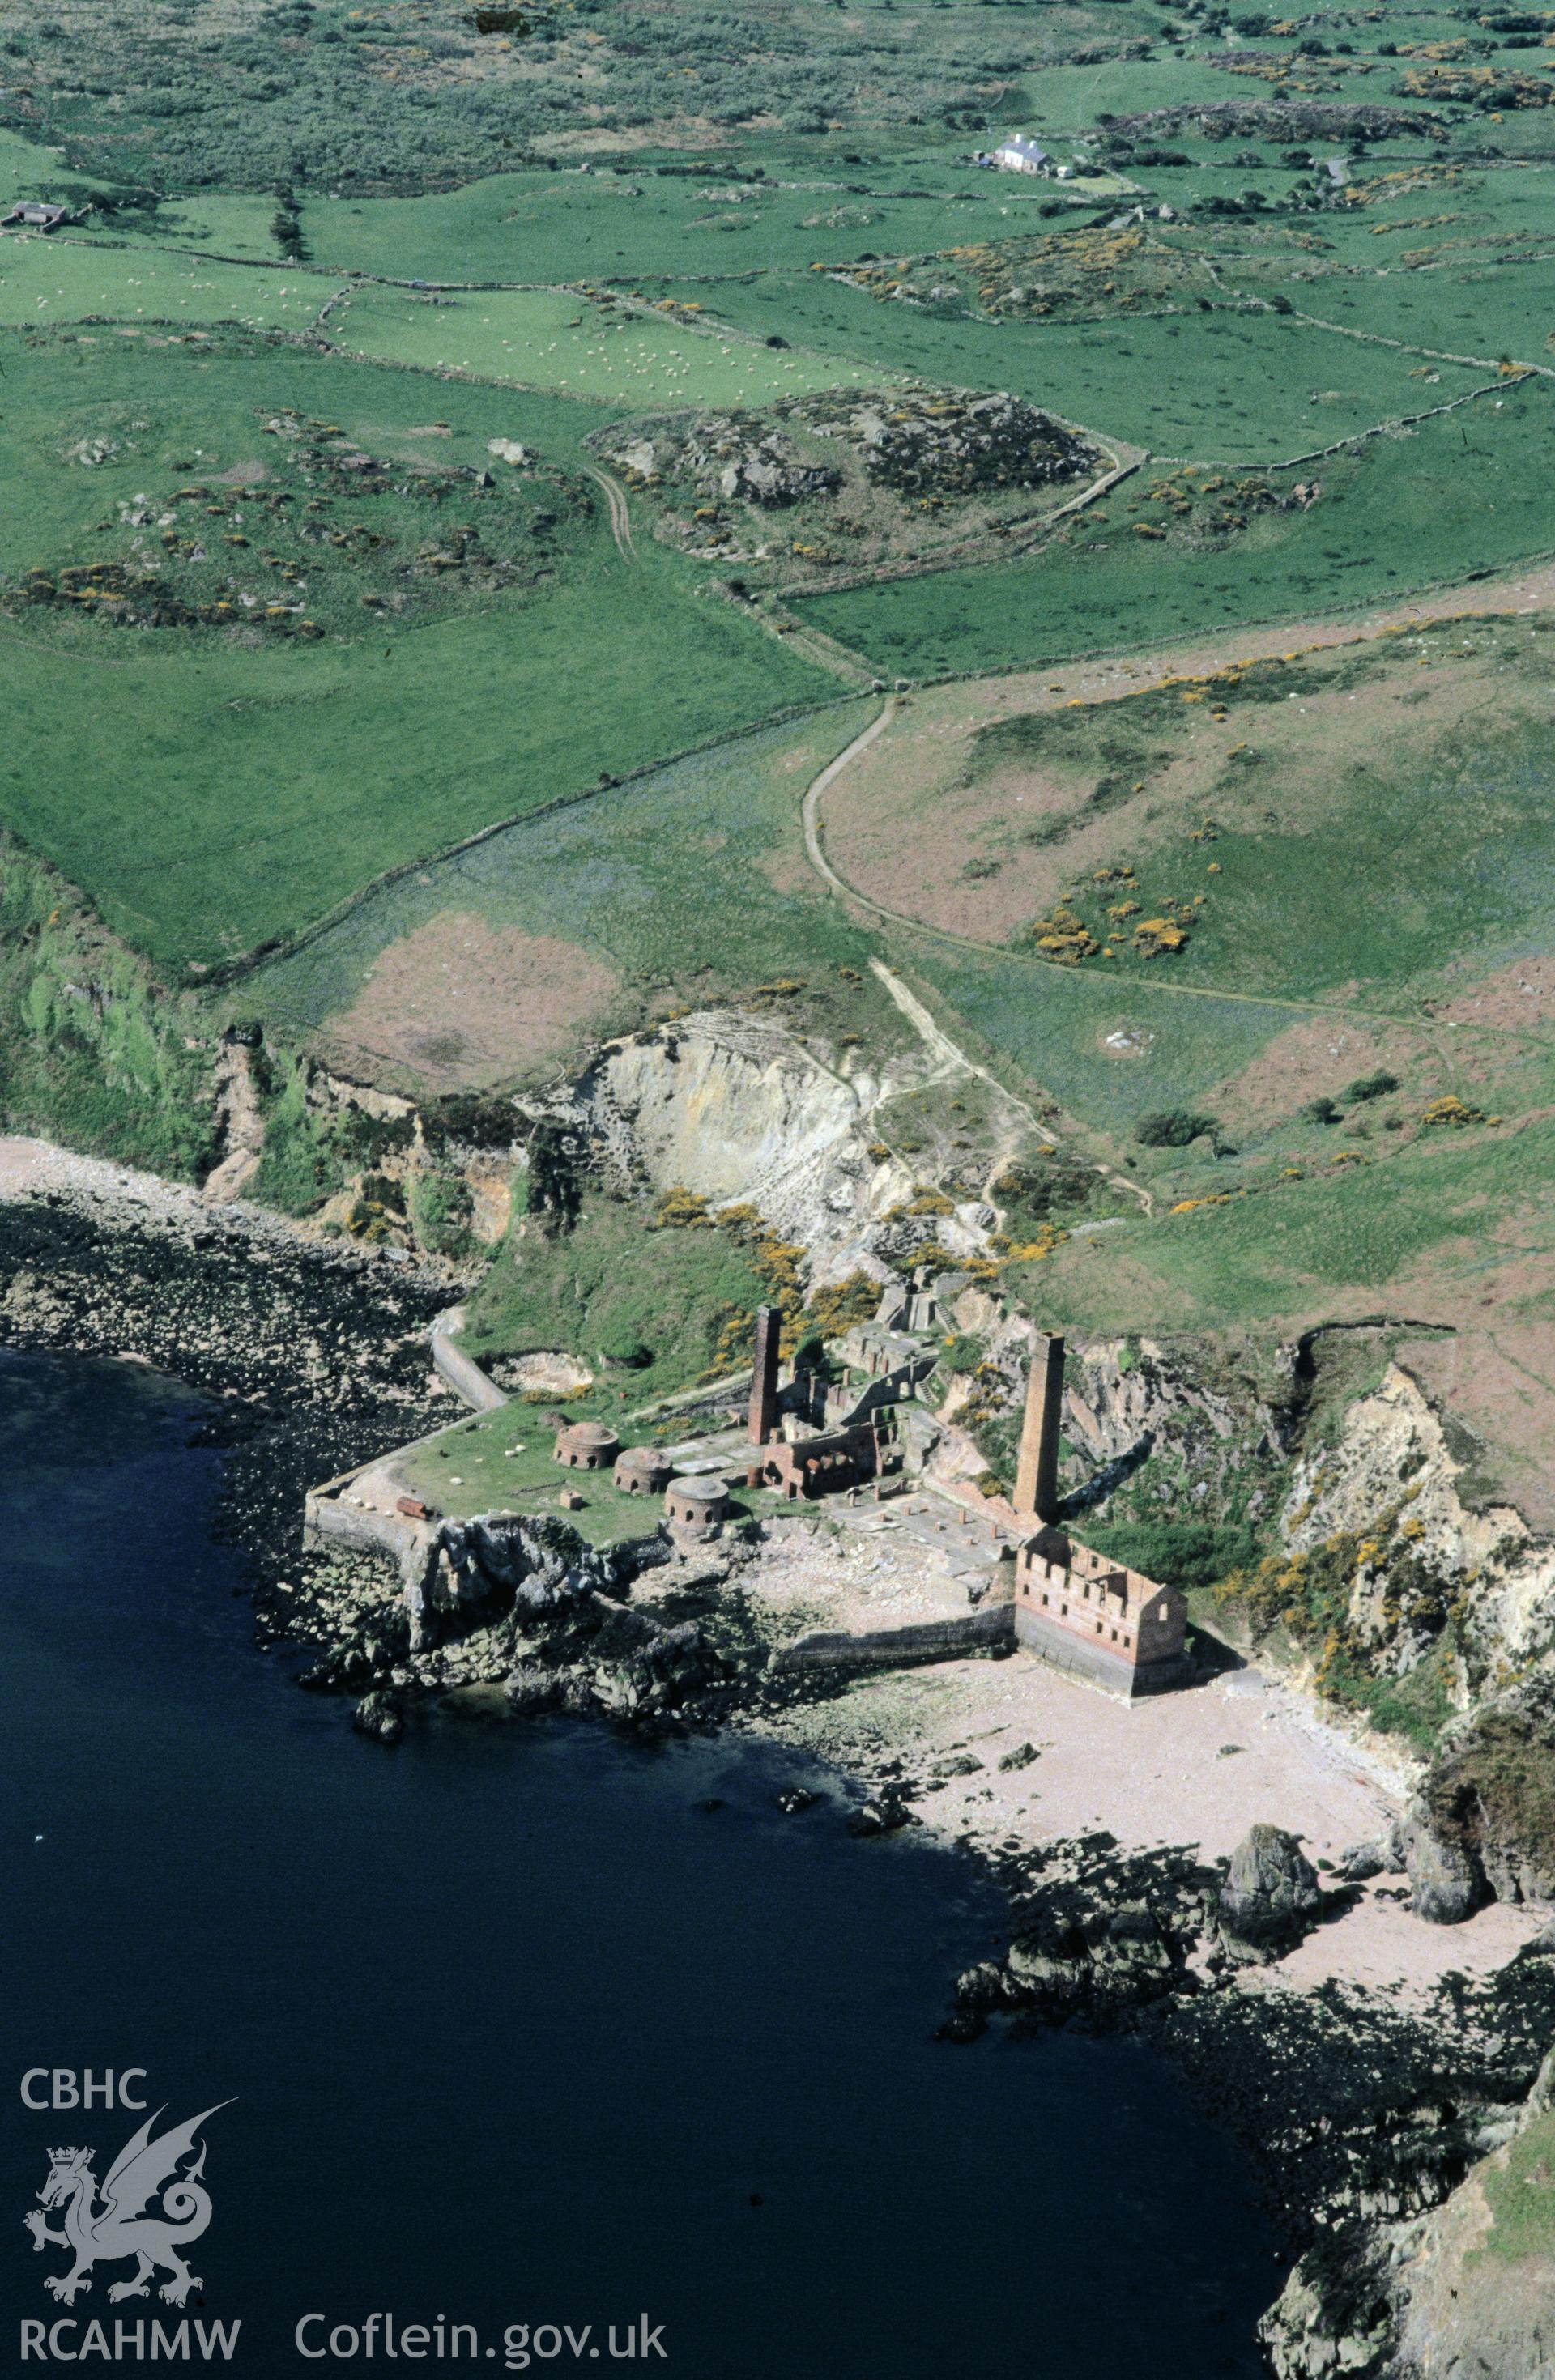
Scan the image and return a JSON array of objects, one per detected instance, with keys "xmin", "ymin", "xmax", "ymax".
[
  {"xmin": 748, "ymin": 1305, "xmax": 783, "ymax": 1445},
  {"xmin": 1012, "ymin": 1333, "xmax": 1066, "ymax": 1524}
]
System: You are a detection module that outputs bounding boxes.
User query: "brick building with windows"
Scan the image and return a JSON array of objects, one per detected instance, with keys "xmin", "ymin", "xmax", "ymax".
[
  {"xmin": 1012, "ymin": 1523, "xmax": 1187, "ymax": 1698},
  {"xmin": 1008, "ymin": 1333, "xmax": 1189, "ymax": 1698}
]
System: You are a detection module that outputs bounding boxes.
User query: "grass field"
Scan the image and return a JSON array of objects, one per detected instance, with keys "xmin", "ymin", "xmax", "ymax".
[
  {"xmin": 0, "ymin": 329, "xmax": 835, "ymax": 966},
  {"xmin": 0, "ymin": 540, "xmax": 832, "ymax": 969},
  {"xmin": 1008, "ymin": 1099, "xmax": 1555, "ymax": 1338},
  {"xmin": 826, "ymin": 622, "xmax": 1555, "ymax": 1003},
  {"xmin": 392, "ymin": 1408, "xmax": 680, "ymax": 1545},
  {"xmin": 798, "ymin": 386, "xmax": 1555, "ymax": 677},
  {"xmin": 0, "ymin": 235, "xmax": 339, "ymax": 335},
  {"xmin": 328, "ymin": 282, "xmax": 880, "ymax": 405},
  {"xmin": 292, "ymin": 157, "xmax": 1112, "ymax": 289},
  {"xmin": 253, "ymin": 707, "xmax": 914, "ymax": 1088},
  {"xmin": 462, "ymin": 1196, "xmax": 767, "ymax": 1398},
  {"xmin": 6, "ymin": 9, "xmax": 1555, "ymax": 1362}
]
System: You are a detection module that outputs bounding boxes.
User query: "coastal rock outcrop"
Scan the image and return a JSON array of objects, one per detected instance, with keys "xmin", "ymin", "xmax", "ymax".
[
  {"xmin": 1400, "ymin": 1802, "xmax": 1484, "ymax": 1927},
  {"xmin": 1215, "ymin": 1824, "xmax": 1323, "ymax": 1965},
  {"xmin": 401, "ymin": 1509, "xmax": 668, "ymax": 1649},
  {"xmin": 1388, "ymin": 2039, "xmax": 1555, "ymax": 2377},
  {"xmin": 1420, "ymin": 1671, "xmax": 1555, "ymax": 1913}
]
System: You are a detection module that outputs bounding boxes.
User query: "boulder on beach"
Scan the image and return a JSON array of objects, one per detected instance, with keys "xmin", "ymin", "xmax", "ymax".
[
  {"xmin": 1216, "ymin": 1823, "xmax": 1323, "ymax": 1965},
  {"xmin": 1401, "ymin": 1803, "xmax": 1485, "ymax": 1926}
]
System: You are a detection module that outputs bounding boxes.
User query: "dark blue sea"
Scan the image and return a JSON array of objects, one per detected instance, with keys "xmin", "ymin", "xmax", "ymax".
[{"xmin": 2, "ymin": 1350, "xmax": 1282, "ymax": 2376}]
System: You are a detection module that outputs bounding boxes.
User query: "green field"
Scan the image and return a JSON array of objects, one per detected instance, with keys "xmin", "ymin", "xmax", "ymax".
[
  {"xmin": 5, "ymin": 2, "xmax": 1555, "ymax": 1351},
  {"xmin": 1012, "ymin": 1100, "xmax": 1555, "ymax": 1339},
  {"xmin": 393, "ymin": 1409, "xmax": 683, "ymax": 1545},
  {"xmin": 799, "ymin": 386, "xmax": 1555, "ymax": 677},
  {"xmin": 290, "ymin": 160, "xmax": 1109, "ymax": 290},
  {"xmin": 329, "ymin": 282, "xmax": 880, "ymax": 405},
  {"xmin": 462, "ymin": 1196, "xmax": 768, "ymax": 1399},
  {"xmin": 0, "ymin": 235, "xmax": 339, "ymax": 334},
  {"xmin": 254, "ymin": 707, "xmax": 914, "ymax": 1085},
  {"xmin": 0, "ymin": 328, "xmax": 836, "ymax": 965},
  {"xmin": 0, "ymin": 541, "xmax": 829, "ymax": 968}
]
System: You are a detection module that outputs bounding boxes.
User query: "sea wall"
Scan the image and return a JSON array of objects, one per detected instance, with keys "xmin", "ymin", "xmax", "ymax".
[{"xmin": 769, "ymin": 1603, "xmax": 1014, "ymax": 1671}]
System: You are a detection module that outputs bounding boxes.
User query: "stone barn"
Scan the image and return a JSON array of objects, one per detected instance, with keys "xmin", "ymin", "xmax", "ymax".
[{"xmin": 553, "ymin": 1419, "xmax": 621, "ymax": 1471}]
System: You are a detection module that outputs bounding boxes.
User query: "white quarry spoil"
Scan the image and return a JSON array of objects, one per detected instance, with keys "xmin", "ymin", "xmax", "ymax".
[{"xmin": 538, "ymin": 1007, "xmax": 986, "ymax": 1275}]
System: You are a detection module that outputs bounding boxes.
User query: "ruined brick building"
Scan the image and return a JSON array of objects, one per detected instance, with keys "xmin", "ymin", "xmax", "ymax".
[
  {"xmin": 742, "ymin": 1304, "xmax": 901, "ymax": 1500},
  {"xmin": 1008, "ymin": 1334, "xmax": 1188, "ymax": 1698}
]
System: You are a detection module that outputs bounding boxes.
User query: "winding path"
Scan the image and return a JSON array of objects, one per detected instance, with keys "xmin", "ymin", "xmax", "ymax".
[
  {"xmin": 803, "ymin": 710, "xmax": 1153, "ymax": 1209},
  {"xmin": 582, "ymin": 463, "xmax": 637, "ymax": 562}
]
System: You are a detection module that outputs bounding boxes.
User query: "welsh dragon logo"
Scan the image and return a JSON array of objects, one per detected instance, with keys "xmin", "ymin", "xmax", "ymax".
[{"xmin": 24, "ymin": 2104, "xmax": 230, "ymax": 2308}]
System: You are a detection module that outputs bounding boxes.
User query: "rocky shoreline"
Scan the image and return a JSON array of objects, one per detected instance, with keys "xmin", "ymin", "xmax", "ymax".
[
  {"xmin": 2, "ymin": 1170, "xmax": 1551, "ymax": 2378},
  {"xmin": 0, "ymin": 1156, "xmax": 452, "ymax": 1596}
]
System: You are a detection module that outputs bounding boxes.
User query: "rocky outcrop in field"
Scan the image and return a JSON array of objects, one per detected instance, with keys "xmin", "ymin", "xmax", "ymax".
[
  {"xmin": 601, "ymin": 385, "xmax": 1096, "ymax": 509},
  {"xmin": 594, "ymin": 383, "xmax": 1100, "ymax": 585}
]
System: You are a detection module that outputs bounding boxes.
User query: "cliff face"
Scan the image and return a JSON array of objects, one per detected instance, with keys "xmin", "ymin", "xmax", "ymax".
[
  {"xmin": 538, "ymin": 1009, "xmax": 991, "ymax": 1275},
  {"xmin": 1282, "ymin": 1364, "xmax": 1555, "ymax": 1688},
  {"xmin": 1260, "ymin": 2037, "xmax": 1555, "ymax": 2380},
  {"xmin": 1389, "ymin": 2048, "xmax": 1555, "ymax": 2379},
  {"xmin": 927, "ymin": 1309, "xmax": 1290, "ymax": 1525}
]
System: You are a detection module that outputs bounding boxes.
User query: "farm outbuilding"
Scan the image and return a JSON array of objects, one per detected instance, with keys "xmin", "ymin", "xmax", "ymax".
[{"xmin": 1, "ymin": 202, "xmax": 67, "ymax": 232}]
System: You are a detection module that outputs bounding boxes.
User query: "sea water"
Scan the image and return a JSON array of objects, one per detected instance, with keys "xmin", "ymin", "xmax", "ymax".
[{"xmin": 2, "ymin": 1351, "xmax": 1282, "ymax": 2376}]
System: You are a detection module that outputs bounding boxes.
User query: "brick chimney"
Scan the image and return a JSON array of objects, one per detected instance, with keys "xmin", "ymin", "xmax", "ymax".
[
  {"xmin": 1012, "ymin": 1333, "xmax": 1065, "ymax": 1524},
  {"xmin": 748, "ymin": 1305, "xmax": 783, "ymax": 1445}
]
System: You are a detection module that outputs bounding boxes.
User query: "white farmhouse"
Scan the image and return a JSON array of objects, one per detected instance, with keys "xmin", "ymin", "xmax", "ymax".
[{"xmin": 991, "ymin": 134, "xmax": 1051, "ymax": 176}]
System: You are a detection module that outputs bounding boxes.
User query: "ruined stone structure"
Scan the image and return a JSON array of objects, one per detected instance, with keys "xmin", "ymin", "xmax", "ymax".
[
  {"xmin": 745, "ymin": 1416, "xmax": 901, "ymax": 1501},
  {"xmin": 614, "ymin": 1445, "xmax": 673, "ymax": 1496},
  {"xmin": 664, "ymin": 1475, "xmax": 729, "ymax": 1538},
  {"xmin": 1008, "ymin": 1336, "xmax": 1187, "ymax": 1698},
  {"xmin": 749, "ymin": 1304, "xmax": 782, "ymax": 1445},
  {"xmin": 553, "ymin": 1419, "xmax": 620, "ymax": 1471},
  {"xmin": 838, "ymin": 1320, "xmax": 924, "ymax": 1382},
  {"xmin": 1013, "ymin": 1331, "xmax": 1066, "ymax": 1526},
  {"xmin": 1012, "ymin": 1525, "xmax": 1188, "ymax": 1698}
]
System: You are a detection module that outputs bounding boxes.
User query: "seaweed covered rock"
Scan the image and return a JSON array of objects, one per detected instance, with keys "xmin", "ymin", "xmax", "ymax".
[
  {"xmin": 590, "ymin": 1619, "xmax": 717, "ymax": 1721},
  {"xmin": 352, "ymin": 1689, "xmax": 403, "ymax": 1746},
  {"xmin": 1002, "ymin": 1841, "xmax": 1203, "ymax": 2019},
  {"xmin": 1258, "ymin": 2226, "xmax": 1397, "ymax": 2380}
]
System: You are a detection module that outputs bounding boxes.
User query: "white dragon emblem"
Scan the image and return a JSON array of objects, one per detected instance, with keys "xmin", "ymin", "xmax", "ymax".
[{"xmin": 24, "ymin": 2104, "xmax": 230, "ymax": 2308}]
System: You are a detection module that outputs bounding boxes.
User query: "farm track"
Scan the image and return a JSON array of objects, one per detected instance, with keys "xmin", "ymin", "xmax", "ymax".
[
  {"xmin": 582, "ymin": 462, "xmax": 637, "ymax": 561},
  {"xmin": 865, "ymin": 957, "xmax": 1155, "ymax": 1217}
]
